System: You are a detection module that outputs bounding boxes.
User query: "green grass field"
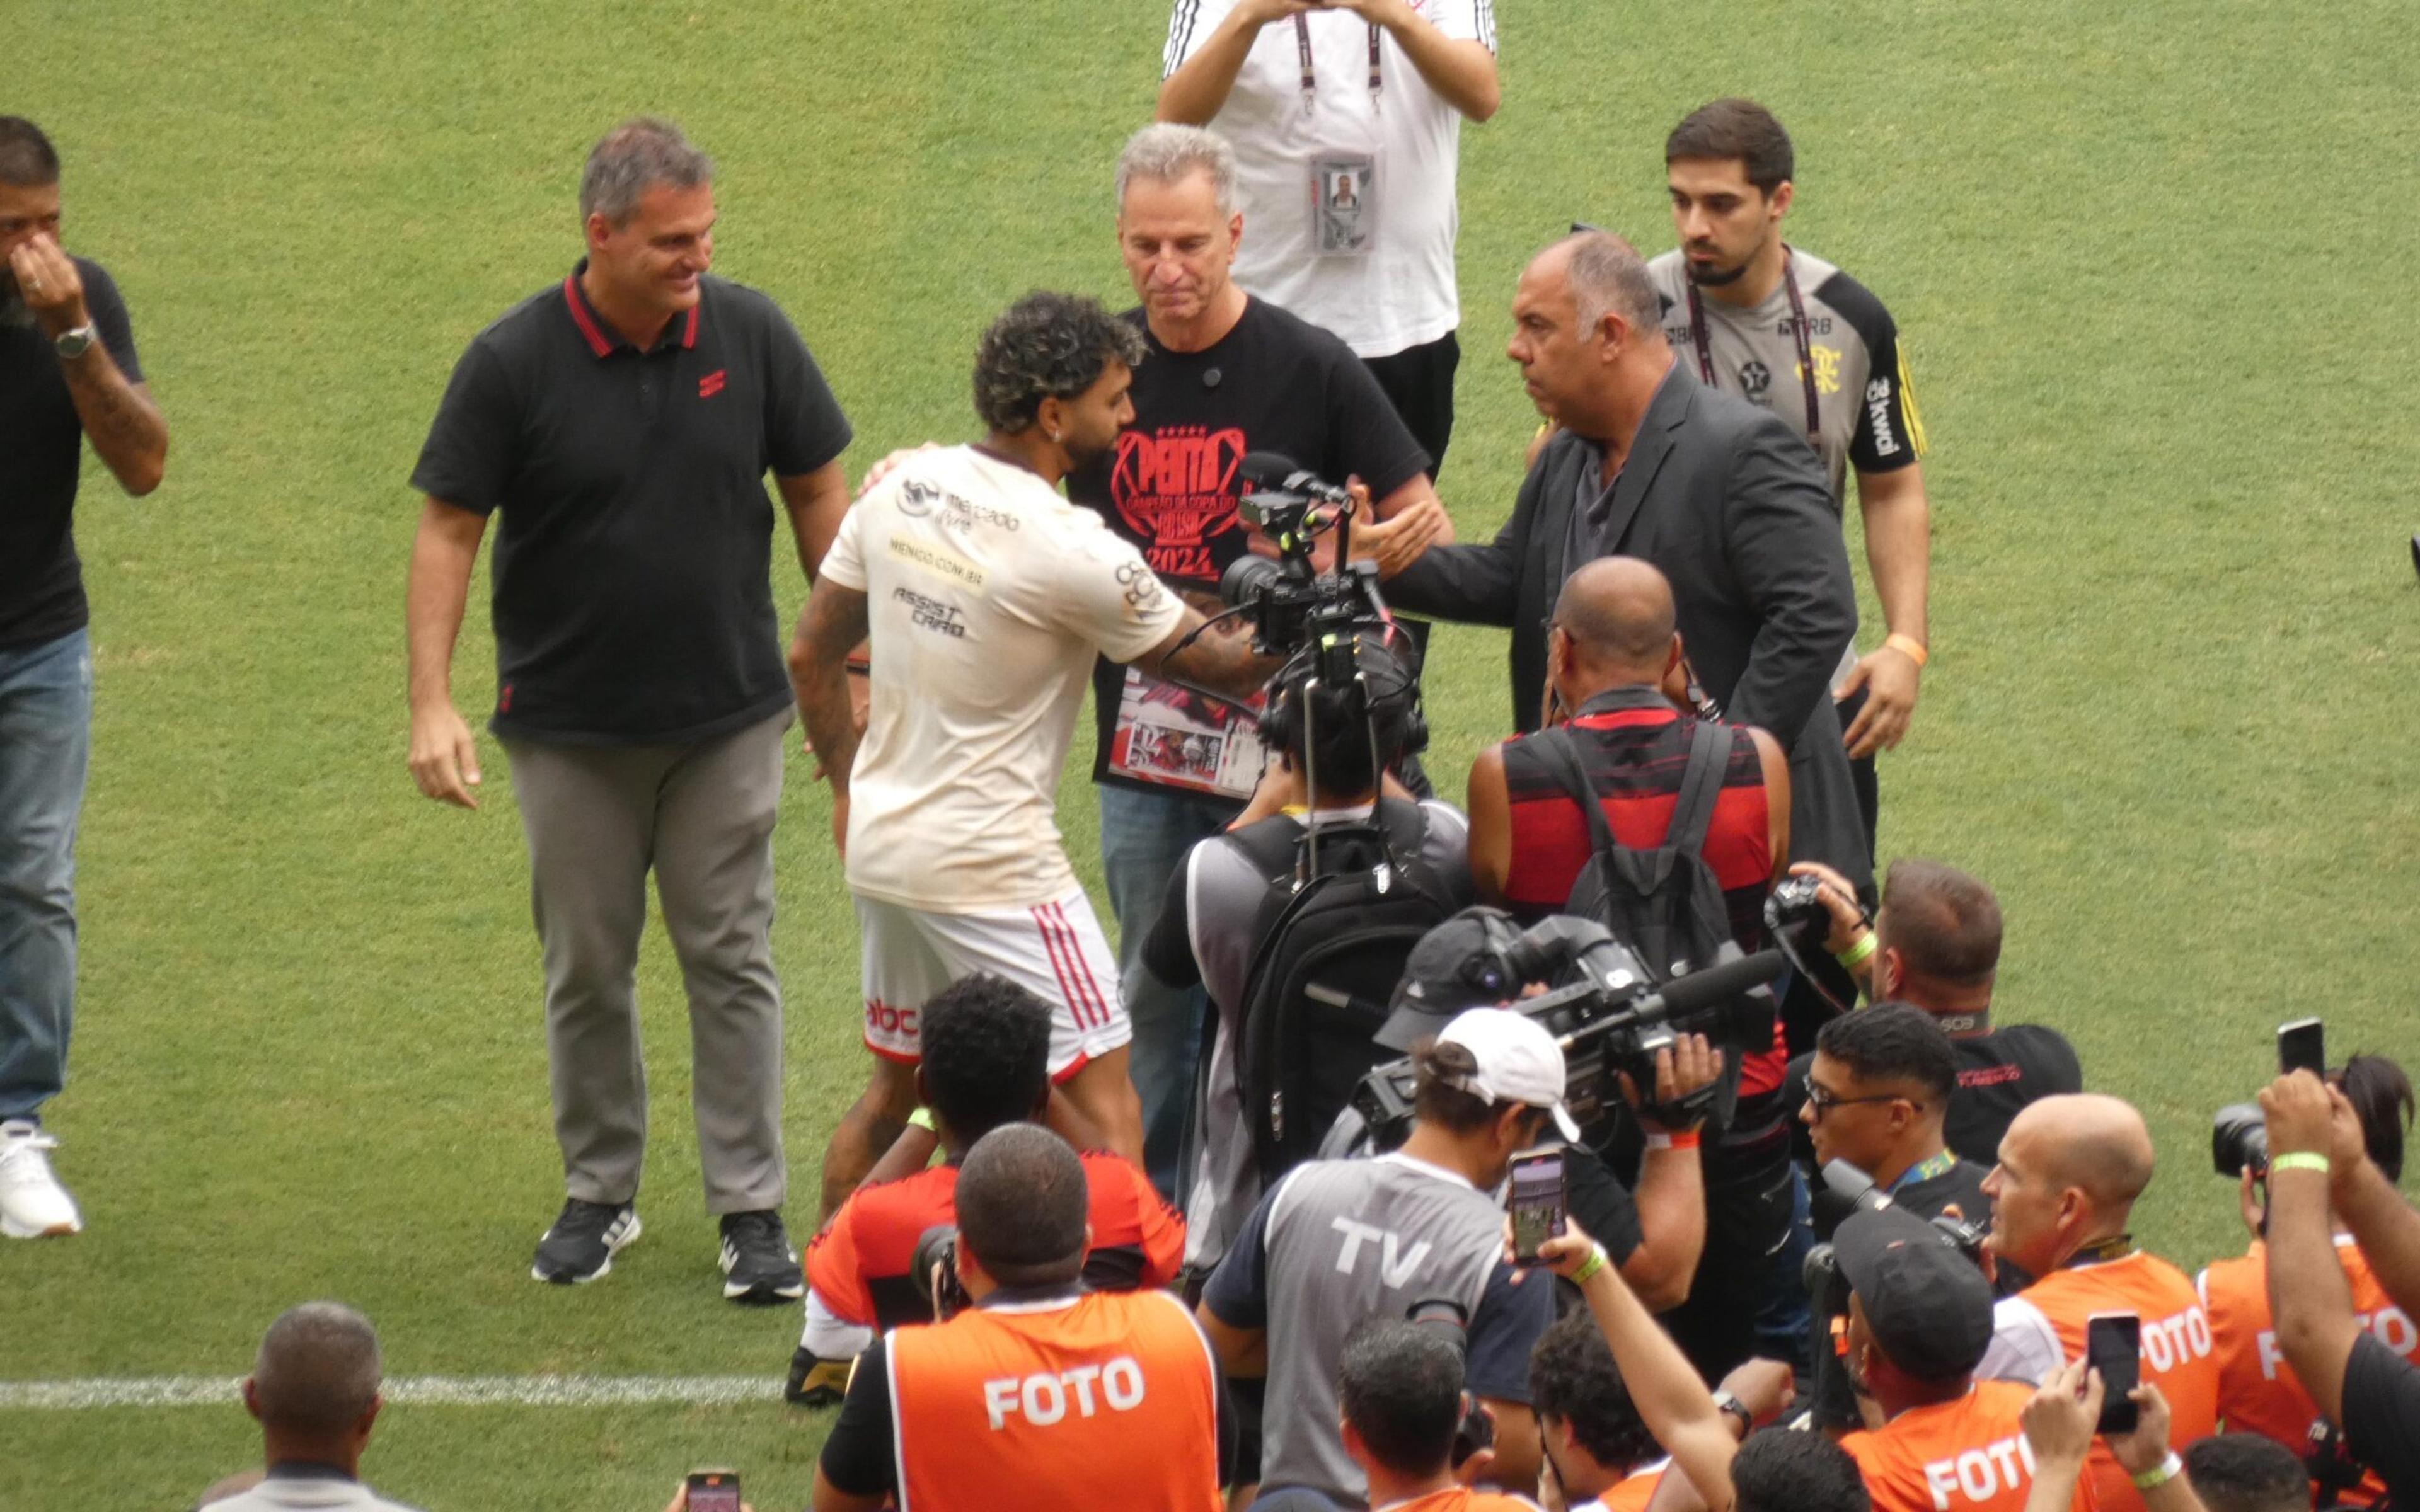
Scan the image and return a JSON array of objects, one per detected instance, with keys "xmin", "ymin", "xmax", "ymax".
[{"xmin": 6, "ymin": 0, "xmax": 2419, "ymax": 1505}]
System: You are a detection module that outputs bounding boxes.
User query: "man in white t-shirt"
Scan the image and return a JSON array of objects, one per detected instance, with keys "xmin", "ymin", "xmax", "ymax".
[
  {"xmin": 790, "ymin": 292, "xmax": 1279, "ymax": 1210},
  {"xmin": 1158, "ymin": 0, "xmax": 1501, "ymax": 472}
]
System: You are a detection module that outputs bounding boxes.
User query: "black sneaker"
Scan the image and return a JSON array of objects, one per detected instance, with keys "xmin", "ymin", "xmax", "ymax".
[
  {"xmin": 785, "ymin": 1344, "xmax": 850, "ymax": 1407},
  {"xmin": 719, "ymin": 1210, "xmax": 804, "ymax": 1303},
  {"xmin": 531, "ymin": 1198, "xmax": 641, "ymax": 1285}
]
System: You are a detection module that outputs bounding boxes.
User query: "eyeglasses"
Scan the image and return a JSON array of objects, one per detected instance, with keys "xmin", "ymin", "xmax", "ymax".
[{"xmin": 1804, "ymin": 1083, "xmax": 1918, "ymax": 1122}]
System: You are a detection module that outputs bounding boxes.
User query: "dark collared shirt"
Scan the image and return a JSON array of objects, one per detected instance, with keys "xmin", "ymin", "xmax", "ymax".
[{"xmin": 410, "ymin": 261, "xmax": 851, "ymax": 744}]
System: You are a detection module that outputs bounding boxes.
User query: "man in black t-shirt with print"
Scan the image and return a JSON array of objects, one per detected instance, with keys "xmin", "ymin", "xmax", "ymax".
[
  {"xmin": 406, "ymin": 118, "xmax": 853, "ymax": 1299},
  {"xmin": 0, "ymin": 118, "xmax": 170, "ymax": 1243},
  {"xmin": 1066, "ymin": 123, "xmax": 1451, "ymax": 1203}
]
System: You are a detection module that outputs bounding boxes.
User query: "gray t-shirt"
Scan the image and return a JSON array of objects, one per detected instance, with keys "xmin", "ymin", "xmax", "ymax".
[
  {"xmin": 1646, "ymin": 246, "xmax": 1923, "ymax": 508},
  {"xmin": 1144, "ymin": 799, "xmax": 1473, "ymax": 1273},
  {"xmin": 1201, "ymin": 1150, "xmax": 1556, "ymax": 1504}
]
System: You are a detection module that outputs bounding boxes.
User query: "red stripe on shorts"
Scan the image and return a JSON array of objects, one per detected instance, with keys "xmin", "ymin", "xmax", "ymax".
[
  {"xmin": 1049, "ymin": 900, "xmax": 1115, "ymax": 1033},
  {"xmin": 1033, "ymin": 905, "xmax": 1097, "ymax": 1030}
]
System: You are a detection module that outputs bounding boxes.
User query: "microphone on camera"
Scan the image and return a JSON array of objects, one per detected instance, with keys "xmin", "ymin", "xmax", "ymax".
[{"xmin": 1240, "ymin": 450, "xmax": 1354, "ymax": 508}]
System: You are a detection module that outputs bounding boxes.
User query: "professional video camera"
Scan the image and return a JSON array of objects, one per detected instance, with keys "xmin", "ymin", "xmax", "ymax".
[
  {"xmin": 1218, "ymin": 452, "xmax": 1394, "ymax": 658},
  {"xmin": 1801, "ymin": 1159, "xmax": 1990, "ymax": 1323},
  {"xmin": 911, "ymin": 1223, "xmax": 971, "ymax": 1321},
  {"xmin": 1328, "ymin": 912, "xmax": 1785, "ymax": 1159}
]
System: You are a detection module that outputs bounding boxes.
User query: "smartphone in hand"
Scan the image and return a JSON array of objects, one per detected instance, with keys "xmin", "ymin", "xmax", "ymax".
[
  {"xmin": 2087, "ymin": 1313, "xmax": 2141, "ymax": 1435},
  {"xmin": 2278, "ymin": 1018, "xmax": 2326, "ymax": 1079},
  {"xmin": 686, "ymin": 1470, "xmax": 742, "ymax": 1512},
  {"xmin": 1508, "ymin": 1147, "xmax": 1567, "ymax": 1264}
]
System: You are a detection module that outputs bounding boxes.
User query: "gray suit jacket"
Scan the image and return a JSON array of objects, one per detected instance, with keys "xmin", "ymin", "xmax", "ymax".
[{"xmin": 1389, "ymin": 362, "xmax": 1871, "ymax": 885}]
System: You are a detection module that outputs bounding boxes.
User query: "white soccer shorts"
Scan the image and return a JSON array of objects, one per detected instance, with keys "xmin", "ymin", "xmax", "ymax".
[{"xmin": 853, "ymin": 887, "xmax": 1130, "ymax": 1080}]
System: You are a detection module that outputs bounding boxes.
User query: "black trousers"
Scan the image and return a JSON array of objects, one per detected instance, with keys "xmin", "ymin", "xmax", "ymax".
[
  {"xmin": 1361, "ymin": 330, "xmax": 1460, "ymax": 478},
  {"xmin": 1657, "ymin": 1094, "xmax": 1797, "ymax": 1384}
]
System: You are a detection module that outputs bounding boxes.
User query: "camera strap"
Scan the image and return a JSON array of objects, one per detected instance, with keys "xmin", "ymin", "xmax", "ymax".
[
  {"xmin": 1293, "ymin": 14, "xmax": 1383, "ymax": 110},
  {"xmin": 1686, "ymin": 249, "xmax": 1824, "ymax": 450},
  {"xmin": 2063, "ymin": 1234, "xmax": 2136, "ymax": 1268}
]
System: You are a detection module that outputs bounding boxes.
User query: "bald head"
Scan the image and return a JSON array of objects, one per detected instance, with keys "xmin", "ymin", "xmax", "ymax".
[
  {"xmin": 250, "ymin": 1302, "xmax": 382, "ymax": 1438},
  {"xmin": 2015, "ymin": 1094, "xmax": 2157, "ymax": 1211},
  {"xmin": 1552, "ymin": 556, "xmax": 1679, "ymax": 689}
]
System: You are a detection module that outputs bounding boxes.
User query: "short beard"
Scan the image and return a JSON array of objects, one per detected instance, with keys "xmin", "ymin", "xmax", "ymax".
[{"xmin": 1685, "ymin": 258, "xmax": 1749, "ymax": 288}]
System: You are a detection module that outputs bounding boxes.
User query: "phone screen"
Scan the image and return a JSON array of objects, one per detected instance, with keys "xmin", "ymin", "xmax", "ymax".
[
  {"xmin": 686, "ymin": 1471, "xmax": 742, "ymax": 1512},
  {"xmin": 2087, "ymin": 1313, "xmax": 2141, "ymax": 1435},
  {"xmin": 1507, "ymin": 1149, "xmax": 1567, "ymax": 1263},
  {"xmin": 2278, "ymin": 1018, "xmax": 2327, "ymax": 1078}
]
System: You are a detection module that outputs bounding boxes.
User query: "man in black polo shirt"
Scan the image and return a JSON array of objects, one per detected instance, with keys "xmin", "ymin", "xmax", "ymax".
[
  {"xmin": 1068, "ymin": 122, "xmax": 1451, "ymax": 1203},
  {"xmin": 0, "ymin": 117, "xmax": 171, "ymax": 1242},
  {"xmin": 406, "ymin": 117, "xmax": 853, "ymax": 1298}
]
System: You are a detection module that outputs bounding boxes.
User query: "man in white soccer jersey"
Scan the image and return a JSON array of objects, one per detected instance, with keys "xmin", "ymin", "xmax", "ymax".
[{"xmin": 790, "ymin": 292, "xmax": 1279, "ymax": 1212}]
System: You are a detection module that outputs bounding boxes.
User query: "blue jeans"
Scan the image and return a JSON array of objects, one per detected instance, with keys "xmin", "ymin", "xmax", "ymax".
[
  {"xmin": 1098, "ymin": 782, "xmax": 1234, "ymax": 1202},
  {"xmin": 1754, "ymin": 1161, "xmax": 1817, "ymax": 1370},
  {"xmin": 0, "ymin": 627, "xmax": 92, "ymax": 1123}
]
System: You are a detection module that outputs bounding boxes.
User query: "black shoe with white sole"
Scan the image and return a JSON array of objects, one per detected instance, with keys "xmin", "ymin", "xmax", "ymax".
[
  {"xmin": 531, "ymin": 1198, "xmax": 640, "ymax": 1284},
  {"xmin": 719, "ymin": 1210, "xmax": 804, "ymax": 1303}
]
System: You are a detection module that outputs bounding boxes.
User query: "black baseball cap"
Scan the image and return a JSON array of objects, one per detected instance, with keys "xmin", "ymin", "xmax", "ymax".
[
  {"xmin": 1375, "ymin": 907, "xmax": 1524, "ymax": 1051},
  {"xmin": 1835, "ymin": 1205, "xmax": 1995, "ymax": 1384}
]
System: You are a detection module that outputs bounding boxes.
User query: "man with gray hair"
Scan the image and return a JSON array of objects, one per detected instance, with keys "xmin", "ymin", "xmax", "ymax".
[
  {"xmin": 1065, "ymin": 122, "xmax": 1449, "ymax": 1203},
  {"xmin": 793, "ymin": 290, "xmax": 1277, "ymax": 1205},
  {"xmin": 406, "ymin": 117, "xmax": 855, "ymax": 1297},
  {"xmin": 1385, "ymin": 230, "xmax": 1860, "ymax": 1380},
  {"xmin": 203, "ymin": 1302, "xmax": 422, "ymax": 1511}
]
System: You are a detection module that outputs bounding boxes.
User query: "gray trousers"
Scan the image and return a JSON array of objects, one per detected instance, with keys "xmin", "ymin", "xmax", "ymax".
[{"xmin": 502, "ymin": 708, "xmax": 789, "ymax": 1214}]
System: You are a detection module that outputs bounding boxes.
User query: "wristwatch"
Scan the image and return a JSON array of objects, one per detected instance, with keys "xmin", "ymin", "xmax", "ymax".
[
  {"xmin": 1712, "ymin": 1389, "xmax": 1754, "ymax": 1437},
  {"xmin": 53, "ymin": 324, "xmax": 96, "ymax": 361}
]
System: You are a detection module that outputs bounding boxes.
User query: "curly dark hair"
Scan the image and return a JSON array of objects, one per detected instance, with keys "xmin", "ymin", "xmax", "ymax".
[
  {"xmin": 920, "ymin": 973, "xmax": 1052, "ymax": 1142},
  {"xmin": 1528, "ymin": 1310, "xmax": 1656, "ymax": 1474},
  {"xmin": 1814, "ymin": 1001, "xmax": 1959, "ymax": 1103},
  {"xmin": 2182, "ymin": 1435, "xmax": 2310, "ymax": 1512},
  {"xmin": 972, "ymin": 290, "xmax": 1147, "ymax": 435}
]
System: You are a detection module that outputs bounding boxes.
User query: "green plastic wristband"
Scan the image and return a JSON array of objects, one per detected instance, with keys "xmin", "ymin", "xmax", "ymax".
[
  {"xmin": 907, "ymin": 1106, "xmax": 938, "ymax": 1133},
  {"xmin": 1572, "ymin": 1247, "xmax": 1609, "ymax": 1285},
  {"xmin": 1836, "ymin": 931, "xmax": 1879, "ymax": 970},
  {"xmin": 2270, "ymin": 1152, "xmax": 2330, "ymax": 1176}
]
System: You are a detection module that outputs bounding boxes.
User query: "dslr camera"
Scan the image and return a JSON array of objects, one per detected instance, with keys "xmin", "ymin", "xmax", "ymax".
[
  {"xmin": 1333, "ymin": 913, "xmax": 1779, "ymax": 1157},
  {"xmin": 1802, "ymin": 1159, "xmax": 1990, "ymax": 1323}
]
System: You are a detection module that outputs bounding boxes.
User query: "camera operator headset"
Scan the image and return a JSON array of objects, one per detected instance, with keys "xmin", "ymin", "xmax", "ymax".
[{"xmin": 2201, "ymin": 1053, "xmax": 2416, "ymax": 1508}]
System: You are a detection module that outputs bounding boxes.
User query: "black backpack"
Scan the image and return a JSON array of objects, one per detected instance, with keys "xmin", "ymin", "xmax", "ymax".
[
  {"xmin": 1525, "ymin": 719, "xmax": 1743, "ymax": 982},
  {"xmin": 1224, "ymin": 800, "xmax": 1460, "ymax": 1186},
  {"xmin": 1525, "ymin": 721, "xmax": 1763, "ymax": 1137}
]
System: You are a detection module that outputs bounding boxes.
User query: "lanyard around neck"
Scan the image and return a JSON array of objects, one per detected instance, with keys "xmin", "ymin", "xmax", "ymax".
[
  {"xmin": 1686, "ymin": 249, "xmax": 1823, "ymax": 449},
  {"xmin": 1294, "ymin": 13, "xmax": 1382, "ymax": 108}
]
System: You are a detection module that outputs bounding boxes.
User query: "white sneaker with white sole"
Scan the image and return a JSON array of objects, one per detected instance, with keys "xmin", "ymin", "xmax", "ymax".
[{"xmin": 0, "ymin": 1120, "xmax": 83, "ymax": 1238}]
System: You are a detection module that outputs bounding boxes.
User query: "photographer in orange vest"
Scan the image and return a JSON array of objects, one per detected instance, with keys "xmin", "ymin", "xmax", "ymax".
[{"xmin": 812, "ymin": 1123, "xmax": 1226, "ymax": 1512}]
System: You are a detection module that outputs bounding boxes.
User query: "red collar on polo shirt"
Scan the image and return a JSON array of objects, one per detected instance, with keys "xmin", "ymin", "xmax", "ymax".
[{"xmin": 562, "ymin": 258, "xmax": 699, "ymax": 358}]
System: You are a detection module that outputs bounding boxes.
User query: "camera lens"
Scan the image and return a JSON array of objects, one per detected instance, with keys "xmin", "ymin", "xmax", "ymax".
[{"xmin": 1220, "ymin": 553, "xmax": 1283, "ymax": 609}]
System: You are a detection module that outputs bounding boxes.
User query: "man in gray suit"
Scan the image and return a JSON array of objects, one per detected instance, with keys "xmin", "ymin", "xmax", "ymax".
[
  {"xmin": 202, "ymin": 1303, "xmax": 424, "ymax": 1512},
  {"xmin": 1387, "ymin": 229, "xmax": 1867, "ymax": 897}
]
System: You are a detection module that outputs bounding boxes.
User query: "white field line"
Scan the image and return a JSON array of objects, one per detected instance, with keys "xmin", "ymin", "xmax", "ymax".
[{"xmin": 0, "ymin": 1375, "xmax": 784, "ymax": 1410}]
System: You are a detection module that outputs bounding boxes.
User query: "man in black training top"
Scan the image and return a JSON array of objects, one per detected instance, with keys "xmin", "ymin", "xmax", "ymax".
[
  {"xmin": 0, "ymin": 116, "xmax": 170, "ymax": 1242},
  {"xmin": 405, "ymin": 117, "xmax": 853, "ymax": 1298},
  {"xmin": 1787, "ymin": 856, "xmax": 2080, "ymax": 1166},
  {"xmin": 1067, "ymin": 122, "xmax": 1452, "ymax": 1204},
  {"xmin": 1653, "ymin": 98, "xmax": 1933, "ymax": 855}
]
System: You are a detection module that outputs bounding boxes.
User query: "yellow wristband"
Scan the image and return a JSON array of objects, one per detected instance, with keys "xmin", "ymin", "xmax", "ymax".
[
  {"xmin": 1884, "ymin": 633, "xmax": 1930, "ymax": 668},
  {"xmin": 2132, "ymin": 1453, "xmax": 2183, "ymax": 1491},
  {"xmin": 1572, "ymin": 1247, "xmax": 1608, "ymax": 1285},
  {"xmin": 906, "ymin": 1106, "xmax": 937, "ymax": 1133},
  {"xmin": 1836, "ymin": 931, "xmax": 1879, "ymax": 970},
  {"xmin": 2271, "ymin": 1152, "xmax": 2330, "ymax": 1176}
]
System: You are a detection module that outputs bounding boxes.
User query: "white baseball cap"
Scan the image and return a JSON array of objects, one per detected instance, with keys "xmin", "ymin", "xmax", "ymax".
[{"xmin": 1436, "ymin": 1008, "xmax": 1582, "ymax": 1143}]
